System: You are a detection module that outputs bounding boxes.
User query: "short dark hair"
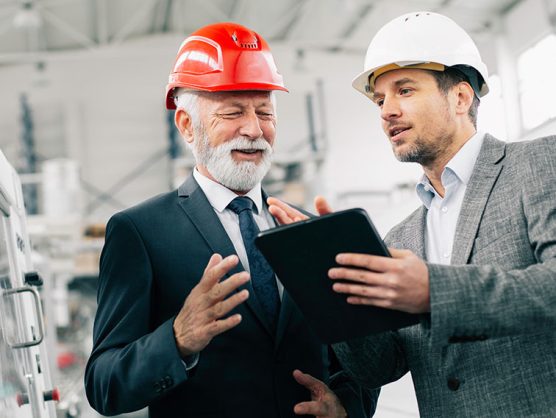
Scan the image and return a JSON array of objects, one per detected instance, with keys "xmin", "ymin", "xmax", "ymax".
[{"xmin": 428, "ymin": 67, "xmax": 480, "ymax": 128}]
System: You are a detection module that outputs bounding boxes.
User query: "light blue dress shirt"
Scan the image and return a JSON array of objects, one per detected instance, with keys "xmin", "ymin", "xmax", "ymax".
[{"xmin": 416, "ymin": 132, "xmax": 485, "ymax": 265}]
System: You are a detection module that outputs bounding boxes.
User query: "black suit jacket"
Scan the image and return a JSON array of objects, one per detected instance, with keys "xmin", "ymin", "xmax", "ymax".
[{"xmin": 85, "ymin": 175, "xmax": 377, "ymax": 418}]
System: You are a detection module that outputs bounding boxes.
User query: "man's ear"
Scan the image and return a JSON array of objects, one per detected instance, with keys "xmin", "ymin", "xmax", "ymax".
[
  {"xmin": 454, "ymin": 82, "xmax": 475, "ymax": 116},
  {"xmin": 175, "ymin": 109, "xmax": 194, "ymax": 144}
]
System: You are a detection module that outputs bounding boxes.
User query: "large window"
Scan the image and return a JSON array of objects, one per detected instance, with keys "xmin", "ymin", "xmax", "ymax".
[
  {"xmin": 478, "ymin": 74, "xmax": 507, "ymax": 140},
  {"xmin": 517, "ymin": 34, "xmax": 556, "ymax": 130}
]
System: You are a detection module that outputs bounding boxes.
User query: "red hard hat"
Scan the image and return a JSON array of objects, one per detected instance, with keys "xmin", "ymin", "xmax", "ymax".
[{"xmin": 165, "ymin": 22, "xmax": 288, "ymax": 109}]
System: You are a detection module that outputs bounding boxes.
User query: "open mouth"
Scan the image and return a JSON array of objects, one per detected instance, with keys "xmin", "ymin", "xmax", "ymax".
[{"xmin": 389, "ymin": 126, "xmax": 410, "ymax": 140}]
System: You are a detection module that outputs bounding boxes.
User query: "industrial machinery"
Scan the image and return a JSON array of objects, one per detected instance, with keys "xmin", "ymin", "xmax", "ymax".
[{"xmin": 0, "ymin": 148, "xmax": 58, "ymax": 417}]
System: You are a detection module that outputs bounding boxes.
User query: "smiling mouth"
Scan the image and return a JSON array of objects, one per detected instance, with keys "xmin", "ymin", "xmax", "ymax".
[{"xmin": 234, "ymin": 149, "xmax": 263, "ymax": 154}]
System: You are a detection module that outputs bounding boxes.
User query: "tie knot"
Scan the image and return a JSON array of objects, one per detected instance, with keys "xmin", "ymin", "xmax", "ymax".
[{"xmin": 227, "ymin": 196, "xmax": 255, "ymax": 214}]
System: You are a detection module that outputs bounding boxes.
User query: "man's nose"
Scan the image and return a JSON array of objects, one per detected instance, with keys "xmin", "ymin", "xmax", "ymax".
[
  {"xmin": 381, "ymin": 97, "xmax": 401, "ymax": 121},
  {"xmin": 239, "ymin": 112, "xmax": 264, "ymax": 139}
]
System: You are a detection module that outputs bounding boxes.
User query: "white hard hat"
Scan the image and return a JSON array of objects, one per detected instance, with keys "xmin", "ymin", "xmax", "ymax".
[{"xmin": 352, "ymin": 11, "xmax": 489, "ymax": 99}]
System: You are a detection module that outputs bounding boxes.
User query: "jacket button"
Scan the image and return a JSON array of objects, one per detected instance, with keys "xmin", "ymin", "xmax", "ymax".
[{"xmin": 447, "ymin": 378, "xmax": 460, "ymax": 391}]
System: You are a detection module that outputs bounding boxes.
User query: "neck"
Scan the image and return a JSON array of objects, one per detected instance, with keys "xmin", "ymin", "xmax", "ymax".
[{"xmin": 423, "ymin": 127, "xmax": 476, "ymax": 197}]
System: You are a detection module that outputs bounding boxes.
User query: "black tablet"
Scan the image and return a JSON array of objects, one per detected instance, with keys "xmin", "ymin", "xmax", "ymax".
[{"xmin": 255, "ymin": 208, "xmax": 419, "ymax": 343}]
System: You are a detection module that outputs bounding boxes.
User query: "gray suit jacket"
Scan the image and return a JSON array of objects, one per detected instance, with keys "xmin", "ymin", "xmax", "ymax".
[{"xmin": 334, "ymin": 134, "xmax": 556, "ymax": 417}]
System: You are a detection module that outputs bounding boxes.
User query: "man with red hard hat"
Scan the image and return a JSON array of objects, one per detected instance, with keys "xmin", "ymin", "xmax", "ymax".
[
  {"xmin": 268, "ymin": 11, "xmax": 556, "ymax": 417},
  {"xmin": 85, "ymin": 22, "xmax": 378, "ymax": 418}
]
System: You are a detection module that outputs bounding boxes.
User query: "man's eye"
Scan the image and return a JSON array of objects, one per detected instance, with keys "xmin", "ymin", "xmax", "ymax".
[
  {"xmin": 400, "ymin": 88, "xmax": 412, "ymax": 95},
  {"xmin": 375, "ymin": 99, "xmax": 384, "ymax": 107},
  {"xmin": 222, "ymin": 112, "xmax": 242, "ymax": 118}
]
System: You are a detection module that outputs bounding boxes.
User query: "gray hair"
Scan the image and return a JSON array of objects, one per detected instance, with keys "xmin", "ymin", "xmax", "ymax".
[{"xmin": 174, "ymin": 88, "xmax": 202, "ymax": 131}]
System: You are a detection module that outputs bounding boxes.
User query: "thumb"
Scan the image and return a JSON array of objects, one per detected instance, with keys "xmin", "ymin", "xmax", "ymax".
[
  {"xmin": 388, "ymin": 247, "xmax": 413, "ymax": 259},
  {"xmin": 314, "ymin": 196, "xmax": 333, "ymax": 216}
]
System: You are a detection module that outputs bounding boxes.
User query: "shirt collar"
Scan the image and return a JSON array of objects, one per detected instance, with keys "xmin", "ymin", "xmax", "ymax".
[
  {"xmin": 415, "ymin": 131, "xmax": 485, "ymax": 208},
  {"xmin": 445, "ymin": 131, "xmax": 485, "ymax": 186},
  {"xmin": 193, "ymin": 168, "xmax": 263, "ymax": 214}
]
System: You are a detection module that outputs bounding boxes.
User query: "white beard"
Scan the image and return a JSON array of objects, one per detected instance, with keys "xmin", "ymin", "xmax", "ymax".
[{"xmin": 190, "ymin": 132, "xmax": 273, "ymax": 192}]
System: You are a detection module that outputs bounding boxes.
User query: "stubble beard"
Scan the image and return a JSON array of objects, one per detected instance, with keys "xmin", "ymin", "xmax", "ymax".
[
  {"xmin": 393, "ymin": 137, "xmax": 443, "ymax": 167},
  {"xmin": 190, "ymin": 127, "xmax": 273, "ymax": 192}
]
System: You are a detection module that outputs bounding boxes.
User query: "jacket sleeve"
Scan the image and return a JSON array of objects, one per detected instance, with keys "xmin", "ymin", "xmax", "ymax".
[
  {"xmin": 428, "ymin": 137, "xmax": 556, "ymax": 347},
  {"xmin": 84, "ymin": 212, "xmax": 188, "ymax": 416},
  {"xmin": 332, "ymin": 329, "xmax": 408, "ymax": 395},
  {"xmin": 328, "ymin": 346, "xmax": 381, "ymax": 417}
]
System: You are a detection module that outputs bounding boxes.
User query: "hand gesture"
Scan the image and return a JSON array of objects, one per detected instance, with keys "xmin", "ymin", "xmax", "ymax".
[
  {"xmin": 267, "ymin": 196, "xmax": 333, "ymax": 225},
  {"xmin": 173, "ymin": 254, "xmax": 249, "ymax": 357},
  {"xmin": 293, "ymin": 370, "xmax": 347, "ymax": 418}
]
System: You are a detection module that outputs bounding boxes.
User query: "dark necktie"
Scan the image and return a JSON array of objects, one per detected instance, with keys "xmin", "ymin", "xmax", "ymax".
[{"xmin": 227, "ymin": 197, "xmax": 280, "ymax": 330}]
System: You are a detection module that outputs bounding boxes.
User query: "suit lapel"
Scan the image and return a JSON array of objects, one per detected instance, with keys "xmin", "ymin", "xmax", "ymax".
[
  {"xmin": 406, "ymin": 206, "xmax": 428, "ymax": 260},
  {"xmin": 450, "ymin": 134, "xmax": 506, "ymax": 265},
  {"xmin": 177, "ymin": 175, "xmax": 276, "ymax": 337}
]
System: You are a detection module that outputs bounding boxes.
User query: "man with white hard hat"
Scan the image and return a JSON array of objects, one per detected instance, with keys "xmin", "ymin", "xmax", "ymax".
[
  {"xmin": 85, "ymin": 22, "xmax": 378, "ymax": 418},
  {"xmin": 269, "ymin": 11, "xmax": 556, "ymax": 416}
]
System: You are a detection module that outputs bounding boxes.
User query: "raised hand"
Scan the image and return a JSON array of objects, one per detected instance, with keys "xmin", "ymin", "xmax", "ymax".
[
  {"xmin": 267, "ymin": 195, "xmax": 333, "ymax": 225},
  {"xmin": 173, "ymin": 254, "xmax": 250, "ymax": 357}
]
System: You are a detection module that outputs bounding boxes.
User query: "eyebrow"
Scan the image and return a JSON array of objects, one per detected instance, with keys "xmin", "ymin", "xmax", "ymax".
[
  {"xmin": 373, "ymin": 77, "xmax": 418, "ymax": 100},
  {"xmin": 393, "ymin": 77, "xmax": 417, "ymax": 87}
]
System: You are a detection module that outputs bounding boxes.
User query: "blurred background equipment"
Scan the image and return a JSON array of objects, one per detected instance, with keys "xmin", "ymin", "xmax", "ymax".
[{"xmin": 0, "ymin": 149, "xmax": 58, "ymax": 418}]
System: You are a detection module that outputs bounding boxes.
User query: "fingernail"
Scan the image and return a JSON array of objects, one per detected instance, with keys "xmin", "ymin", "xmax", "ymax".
[{"xmin": 336, "ymin": 254, "xmax": 344, "ymax": 263}]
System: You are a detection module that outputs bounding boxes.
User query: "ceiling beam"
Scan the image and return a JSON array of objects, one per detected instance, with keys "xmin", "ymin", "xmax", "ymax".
[
  {"xmin": 111, "ymin": 0, "xmax": 160, "ymax": 45},
  {"xmin": 39, "ymin": 4, "xmax": 97, "ymax": 49},
  {"xmin": 174, "ymin": 0, "xmax": 188, "ymax": 34},
  {"xmin": 161, "ymin": 0, "xmax": 173, "ymax": 32},
  {"xmin": 192, "ymin": 0, "xmax": 229, "ymax": 21},
  {"xmin": 93, "ymin": 0, "xmax": 109, "ymax": 45},
  {"xmin": 268, "ymin": 0, "xmax": 310, "ymax": 40},
  {"xmin": 229, "ymin": 0, "xmax": 248, "ymax": 21},
  {"xmin": 327, "ymin": 1, "xmax": 375, "ymax": 52}
]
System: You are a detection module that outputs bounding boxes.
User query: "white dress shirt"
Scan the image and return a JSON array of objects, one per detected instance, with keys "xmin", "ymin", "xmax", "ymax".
[{"xmin": 415, "ymin": 132, "xmax": 485, "ymax": 265}]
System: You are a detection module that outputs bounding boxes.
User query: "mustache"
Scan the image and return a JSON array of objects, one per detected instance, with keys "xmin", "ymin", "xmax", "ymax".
[{"xmin": 212, "ymin": 136, "xmax": 273, "ymax": 153}]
